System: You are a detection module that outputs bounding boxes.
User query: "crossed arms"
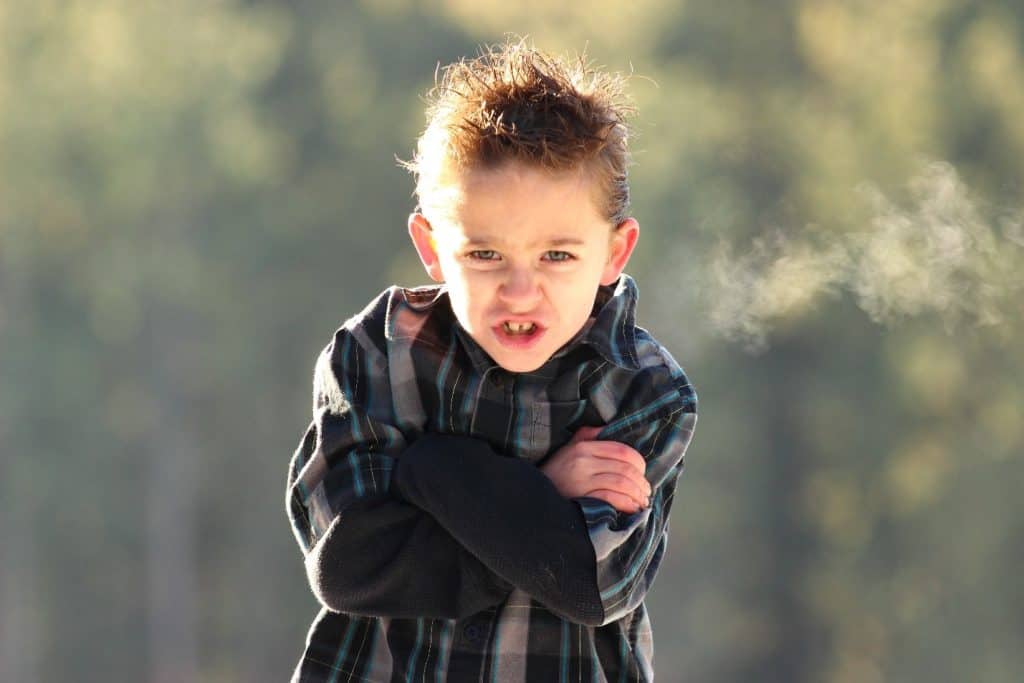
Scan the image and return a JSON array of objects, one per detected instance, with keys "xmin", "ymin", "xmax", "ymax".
[{"xmin": 286, "ymin": 328, "xmax": 696, "ymax": 626}]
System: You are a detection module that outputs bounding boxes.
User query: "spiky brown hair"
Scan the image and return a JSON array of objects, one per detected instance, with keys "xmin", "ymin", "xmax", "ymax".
[{"xmin": 399, "ymin": 36, "xmax": 637, "ymax": 225}]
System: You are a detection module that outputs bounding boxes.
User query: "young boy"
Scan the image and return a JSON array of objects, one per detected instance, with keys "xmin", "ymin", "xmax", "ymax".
[{"xmin": 287, "ymin": 39, "xmax": 697, "ymax": 682}]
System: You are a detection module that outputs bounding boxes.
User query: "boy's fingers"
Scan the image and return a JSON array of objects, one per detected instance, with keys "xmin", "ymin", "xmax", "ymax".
[
  {"xmin": 584, "ymin": 441, "xmax": 648, "ymax": 476},
  {"xmin": 589, "ymin": 472, "xmax": 651, "ymax": 506},
  {"xmin": 580, "ymin": 452, "xmax": 650, "ymax": 493},
  {"xmin": 597, "ymin": 461, "xmax": 651, "ymax": 498},
  {"xmin": 567, "ymin": 434, "xmax": 650, "ymax": 498}
]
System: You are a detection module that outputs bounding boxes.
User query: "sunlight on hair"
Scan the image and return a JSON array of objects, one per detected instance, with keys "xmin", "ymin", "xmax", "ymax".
[{"xmin": 398, "ymin": 35, "xmax": 637, "ymax": 224}]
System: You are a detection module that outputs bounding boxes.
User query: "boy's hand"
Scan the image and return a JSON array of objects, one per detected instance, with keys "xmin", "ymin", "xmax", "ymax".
[{"xmin": 540, "ymin": 425, "xmax": 652, "ymax": 514}]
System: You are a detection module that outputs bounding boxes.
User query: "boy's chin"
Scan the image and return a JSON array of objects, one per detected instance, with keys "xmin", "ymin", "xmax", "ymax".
[{"xmin": 485, "ymin": 344, "xmax": 552, "ymax": 373}]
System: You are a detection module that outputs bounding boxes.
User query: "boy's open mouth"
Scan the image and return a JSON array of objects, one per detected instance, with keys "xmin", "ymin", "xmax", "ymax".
[
  {"xmin": 493, "ymin": 320, "xmax": 545, "ymax": 348},
  {"xmin": 501, "ymin": 321, "xmax": 537, "ymax": 335}
]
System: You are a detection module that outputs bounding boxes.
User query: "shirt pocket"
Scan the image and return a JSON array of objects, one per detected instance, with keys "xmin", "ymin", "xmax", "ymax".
[{"xmin": 525, "ymin": 399, "xmax": 590, "ymax": 463}]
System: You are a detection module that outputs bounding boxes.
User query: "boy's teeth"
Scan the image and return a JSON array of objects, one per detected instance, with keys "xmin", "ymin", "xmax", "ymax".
[{"xmin": 503, "ymin": 321, "xmax": 536, "ymax": 334}]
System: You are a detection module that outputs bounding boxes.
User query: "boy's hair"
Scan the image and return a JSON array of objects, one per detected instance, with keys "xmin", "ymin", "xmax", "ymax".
[{"xmin": 399, "ymin": 36, "xmax": 636, "ymax": 225}]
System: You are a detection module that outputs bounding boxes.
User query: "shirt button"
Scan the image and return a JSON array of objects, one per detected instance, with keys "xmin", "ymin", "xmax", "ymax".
[
  {"xmin": 489, "ymin": 371, "xmax": 504, "ymax": 388},
  {"xmin": 462, "ymin": 623, "xmax": 482, "ymax": 643}
]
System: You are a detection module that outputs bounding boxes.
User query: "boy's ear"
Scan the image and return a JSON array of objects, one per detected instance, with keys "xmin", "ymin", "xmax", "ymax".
[
  {"xmin": 408, "ymin": 212, "xmax": 445, "ymax": 283},
  {"xmin": 601, "ymin": 217, "xmax": 640, "ymax": 286}
]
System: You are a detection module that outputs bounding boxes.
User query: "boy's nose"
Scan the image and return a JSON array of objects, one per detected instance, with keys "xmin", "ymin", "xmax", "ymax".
[{"xmin": 497, "ymin": 267, "xmax": 541, "ymax": 308}]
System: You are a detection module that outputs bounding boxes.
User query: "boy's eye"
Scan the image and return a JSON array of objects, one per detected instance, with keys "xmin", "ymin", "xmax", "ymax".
[
  {"xmin": 543, "ymin": 250, "xmax": 575, "ymax": 262},
  {"xmin": 468, "ymin": 249, "xmax": 500, "ymax": 261}
]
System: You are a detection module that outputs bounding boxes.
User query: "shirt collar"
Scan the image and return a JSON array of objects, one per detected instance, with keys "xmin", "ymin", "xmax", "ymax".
[
  {"xmin": 573, "ymin": 273, "xmax": 642, "ymax": 370},
  {"xmin": 396, "ymin": 273, "xmax": 643, "ymax": 373}
]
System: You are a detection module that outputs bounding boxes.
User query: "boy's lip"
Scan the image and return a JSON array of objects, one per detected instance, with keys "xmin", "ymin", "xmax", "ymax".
[
  {"xmin": 490, "ymin": 319, "xmax": 547, "ymax": 350},
  {"xmin": 492, "ymin": 315, "xmax": 547, "ymax": 327}
]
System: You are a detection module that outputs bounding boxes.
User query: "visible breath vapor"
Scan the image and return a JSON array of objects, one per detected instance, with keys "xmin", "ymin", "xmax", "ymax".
[{"xmin": 704, "ymin": 162, "xmax": 1023, "ymax": 351}]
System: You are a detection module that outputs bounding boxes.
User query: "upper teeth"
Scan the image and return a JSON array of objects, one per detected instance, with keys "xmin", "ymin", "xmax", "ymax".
[{"xmin": 504, "ymin": 322, "xmax": 535, "ymax": 333}]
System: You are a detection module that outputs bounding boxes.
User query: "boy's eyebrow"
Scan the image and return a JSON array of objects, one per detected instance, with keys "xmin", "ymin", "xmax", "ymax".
[{"xmin": 546, "ymin": 237, "xmax": 587, "ymax": 247}]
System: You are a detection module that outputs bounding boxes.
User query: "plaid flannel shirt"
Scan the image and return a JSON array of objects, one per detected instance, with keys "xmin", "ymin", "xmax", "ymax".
[{"xmin": 287, "ymin": 274, "xmax": 697, "ymax": 682}]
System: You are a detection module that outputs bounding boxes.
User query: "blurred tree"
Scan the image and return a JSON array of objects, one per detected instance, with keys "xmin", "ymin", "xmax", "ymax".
[{"xmin": 1, "ymin": 1, "xmax": 1022, "ymax": 681}]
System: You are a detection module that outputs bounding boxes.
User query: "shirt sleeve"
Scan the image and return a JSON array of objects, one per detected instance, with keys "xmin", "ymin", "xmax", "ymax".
[
  {"xmin": 391, "ymin": 359, "xmax": 697, "ymax": 627},
  {"xmin": 578, "ymin": 359, "xmax": 698, "ymax": 625},
  {"xmin": 286, "ymin": 327, "xmax": 514, "ymax": 619},
  {"xmin": 391, "ymin": 433, "xmax": 606, "ymax": 625}
]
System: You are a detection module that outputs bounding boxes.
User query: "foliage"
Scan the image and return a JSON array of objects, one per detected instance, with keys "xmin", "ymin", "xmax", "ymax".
[{"xmin": 2, "ymin": 1, "xmax": 1021, "ymax": 681}]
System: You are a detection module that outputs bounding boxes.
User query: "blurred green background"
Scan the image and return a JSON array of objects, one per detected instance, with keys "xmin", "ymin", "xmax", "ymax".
[{"xmin": 2, "ymin": 1, "xmax": 1022, "ymax": 681}]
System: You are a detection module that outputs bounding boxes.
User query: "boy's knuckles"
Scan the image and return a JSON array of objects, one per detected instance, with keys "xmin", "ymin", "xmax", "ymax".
[
  {"xmin": 593, "ymin": 472, "xmax": 626, "ymax": 488},
  {"xmin": 614, "ymin": 460, "xmax": 639, "ymax": 477},
  {"xmin": 592, "ymin": 474, "xmax": 645, "ymax": 503}
]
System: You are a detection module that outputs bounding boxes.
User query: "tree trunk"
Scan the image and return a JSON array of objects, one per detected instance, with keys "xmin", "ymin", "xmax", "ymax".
[{"xmin": 145, "ymin": 230, "xmax": 200, "ymax": 683}]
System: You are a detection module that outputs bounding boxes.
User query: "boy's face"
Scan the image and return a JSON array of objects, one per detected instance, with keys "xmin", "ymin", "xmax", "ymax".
[{"xmin": 408, "ymin": 161, "xmax": 639, "ymax": 373}]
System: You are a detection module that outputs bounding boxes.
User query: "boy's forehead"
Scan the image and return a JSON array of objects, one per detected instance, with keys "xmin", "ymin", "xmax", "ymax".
[
  {"xmin": 429, "ymin": 161, "xmax": 609, "ymax": 243},
  {"xmin": 433, "ymin": 212, "xmax": 605, "ymax": 249}
]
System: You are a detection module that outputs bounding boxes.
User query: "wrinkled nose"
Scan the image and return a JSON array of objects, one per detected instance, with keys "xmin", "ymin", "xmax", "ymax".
[{"xmin": 497, "ymin": 267, "xmax": 541, "ymax": 309}]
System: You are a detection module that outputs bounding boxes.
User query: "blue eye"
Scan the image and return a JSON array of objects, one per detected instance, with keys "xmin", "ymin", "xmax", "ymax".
[
  {"xmin": 468, "ymin": 250, "xmax": 499, "ymax": 261},
  {"xmin": 543, "ymin": 250, "xmax": 575, "ymax": 262}
]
